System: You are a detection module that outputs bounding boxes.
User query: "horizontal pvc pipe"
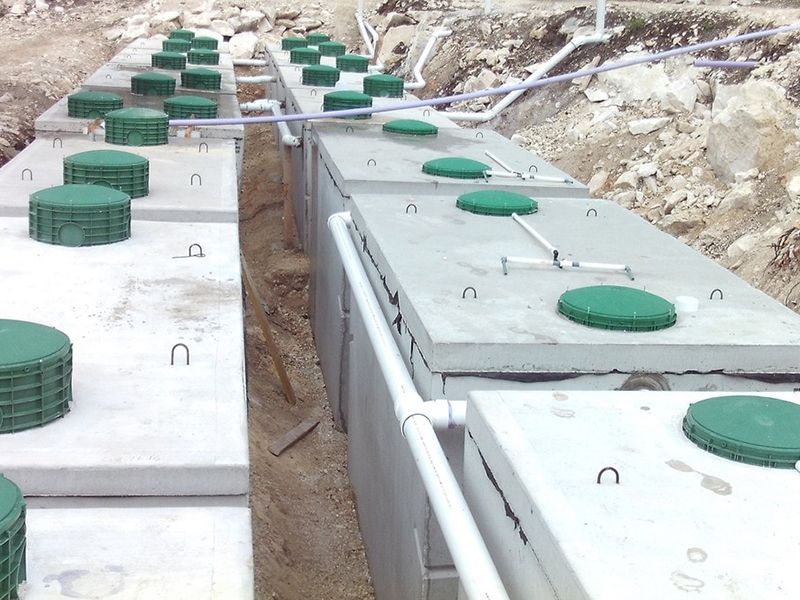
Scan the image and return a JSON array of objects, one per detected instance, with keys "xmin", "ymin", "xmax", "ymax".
[
  {"xmin": 169, "ymin": 24, "xmax": 800, "ymax": 127},
  {"xmin": 233, "ymin": 58, "xmax": 268, "ymax": 66},
  {"xmin": 422, "ymin": 400, "xmax": 467, "ymax": 429},
  {"xmin": 328, "ymin": 212, "xmax": 509, "ymax": 600},
  {"xmin": 239, "ymin": 99, "xmax": 300, "ymax": 146},
  {"xmin": 237, "ymin": 75, "xmax": 276, "ymax": 83},
  {"xmin": 512, "ymin": 213, "xmax": 559, "ymax": 259},
  {"xmin": 693, "ymin": 59, "xmax": 758, "ymax": 69},
  {"xmin": 405, "ymin": 28, "xmax": 452, "ymax": 91},
  {"xmin": 503, "ymin": 256, "xmax": 634, "ymax": 279}
]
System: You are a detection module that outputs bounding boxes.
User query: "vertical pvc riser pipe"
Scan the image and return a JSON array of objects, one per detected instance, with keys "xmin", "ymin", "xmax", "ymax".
[{"xmin": 328, "ymin": 212, "xmax": 510, "ymax": 600}]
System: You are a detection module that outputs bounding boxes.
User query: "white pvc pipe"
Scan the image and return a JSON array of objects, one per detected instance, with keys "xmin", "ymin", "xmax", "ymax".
[
  {"xmin": 485, "ymin": 150, "xmax": 515, "ymax": 174},
  {"xmin": 503, "ymin": 256, "xmax": 633, "ymax": 279},
  {"xmin": 443, "ymin": 0, "xmax": 608, "ymax": 122},
  {"xmin": 237, "ymin": 75, "xmax": 275, "ymax": 83},
  {"xmin": 233, "ymin": 58, "xmax": 268, "ymax": 66},
  {"xmin": 422, "ymin": 400, "xmax": 467, "ymax": 429},
  {"xmin": 512, "ymin": 213, "xmax": 559, "ymax": 259},
  {"xmin": 328, "ymin": 212, "xmax": 509, "ymax": 600},
  {"xmin": 239, "ymin": 99, "xmax": 300, "ymax": 146},
  {"xmin": 404, "ymin": 28, "xmax": 452, "ymax": 91}
]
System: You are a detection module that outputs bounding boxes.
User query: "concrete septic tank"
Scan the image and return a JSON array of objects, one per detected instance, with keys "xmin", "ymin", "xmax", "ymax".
[
  {"xmin": 84, "ymin": 63, "xmax": 237, "ymax": 96},
  {"xmin": 281, "ymin": 85, "xmax": 459, "ymax": 249},
  {"xmin": 110, "ymin": 45, "xmax": 235, "ymax": 70},
  {"xmin": 25, "ymin": 506, "xmax": 253, "ymax": 598},
  {"xmin": 338, "ymin": 192, "xmax": 800, "ymax": 600},
  {"xmin": 267, "ymin": 59, "xmax": 370, "ymax": 104},
  {"xmin": 35, "ymin": 88, "xmax": 244, "ymax": 180},
  {"xmin": 0, "ymin": 136, "xmax": 238, "ymax": 223},
  {"xmin": 463, "ymin": 390, "xmax": 800, "ymax": 599},
  {"xmin": 310, "ymin": 125, "xmax": 586, "ymax": 430},
  {"xmin": 0, "ymin": 216, "xmax": 247, "ymax": 498}
]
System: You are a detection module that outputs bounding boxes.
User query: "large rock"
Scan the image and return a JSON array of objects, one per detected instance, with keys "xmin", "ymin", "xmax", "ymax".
[
  {"xmin": 628, "ymin": 117, "xmax": 670, "ymax": 135},
  {"xmin": 210, "ymin": 19, "xmax": 235, "ymax": 37},
  {"xmin": 718, "ymin": 181, "xmax": 756, "ymax": 212},
  {"xmin": 656, "ymin": 77, "xmax": 698, "ymax": 113},
  {"xmin": 707, "ymin": 81, "xmax": 794, "ymax": 183},
  {"xmin": 275, "ymin": 8, "xmax": 301, "ymax": 20},
  {"xmin": 598, "ymin": 61, "xmax": 670, "ymax": 103},
  {"xmin": 377, "ymin": 24, "xmax": 415, "ymax": 68},
  {"xmin": 462, "ymin": 68, "xmax": 500, "ymax": 93},
  {"xmin": 237, "ymin": 9, "xmax": 264, "ymax": 31},
  {"xmin": 229, "ymin": 31, "xmax": 258, "ymax": 59}
]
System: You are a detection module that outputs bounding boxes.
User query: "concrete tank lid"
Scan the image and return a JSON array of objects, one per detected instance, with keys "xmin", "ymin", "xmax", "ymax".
[
  {"xmin": 456, "ymin": 190, "xmax": 537, "ymax": 216},
  {"xmin": 0, "ymin": 319, "xmax": 70, "ymax": 370},
  {"xmin": 684, "ymin": 395, "xmax": 800, "ymax": 468},
  {"xmin": 382, "ymin": 119, "xmax": 439, "ymax": 136},
  {"xmin": 557, "ymin": 285, "xmax": 677, "ymax": 332},
  {"xmin": 422, "ymin": 156, "xmax": 489, "ymax": 179}
]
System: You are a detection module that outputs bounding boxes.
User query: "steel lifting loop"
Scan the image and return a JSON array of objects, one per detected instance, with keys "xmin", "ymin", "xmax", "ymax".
[
  {"xmin": 52, "ymin": 137, "xmax": 63, "ymax": 149},
  {"xmin": 170, "ymin": 343, "xmax": 190, "ymax": 366},
  {"xmin": 405, "ymin": 203, "xmax": 417, "ymax": 214},
  {"xmin": 105, "ymin": 73, "xmax": 113, "ymax": 79},
  {"xmin": 367, "ymin": 158, "xmax": 377, "ymax": 166},
  {"xmin": 462, "ymin": 286, "xmax": 477, "ymax": 299},
  {"xmin": 586, "ymin": 208, "xmax": 598, "ymax": 217},
  {"xmin": 190, "ymin": 173, "xmax": 202, "ymax": 186},
  {"xmin": 310, "ymin": 89, "xmax": 318, "ymax": 96},
  {"xmin": 188, "ymin": 243, "xmax": 205, "ymax": 257},
  {"xmin": 710, "ymin": 288, "xmax": 724, "ymax": 300},
  {"xmin": 21, "ymin": 168, "xmax": 33, "ymax": 181},
  {"xmin": 345, "ymin": 126, "xmax": 354, "ymax": 133},
  {"xmin": 423, "ymin": 109, "xmax": 431, "ymax": 116},
  {"xmin": 529, "ymin": 164, "xmax": 539, "ymax": 173},
  {"xmin": 596, "ymin": 466, "xmax": 620, "ymax": 485},
  {"xmin": 198, "ymin": 142, "xmax": 209, "ymax": 153},
  {"xmin": 475, "ymin": 131, "xmax": 484, "ymax": 139}
]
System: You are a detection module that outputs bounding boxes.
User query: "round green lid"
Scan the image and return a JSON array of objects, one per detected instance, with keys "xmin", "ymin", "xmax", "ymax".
[
  {"xmin": 292, "ymin": 47, "xmax": 320, "ymax": 56},
  {"xmin": 106, "ymin": 107, "xmax": 167, "ymax": 120},
  {"xmin": 133, "ymin": 72, "xmax": 175, "ymax": 83},
  {"xmin": 170, "ymin": 28, "xmax": 195, "ymax": 39},
  {"xmin": 557, "ymin": 285, "xmax": 677, "ymax": 331},
  {"xmin": 382, "ymin": 119, "xmax": 438, "ymax": 136},
  {"xmin": 306, "ymin": 32, "xmax": 330, "ymax": 43},
  {"xmin": 69, "ymin": 91, "xmax": 121, "ymax": 102},
  {"xmin": 0, "ymin": 475, "xmax": 23, "ymax": 533},
  {"xmin": 422, "ymin": 157, "xmax": 489, "ymax": 179},
  {"xmin": 192, "ymin": 36, "xmax": 218, "ymax": 44},
  {"xmin": 683, "ymin": 395, "xmax": 800, "ymax": 468},
  {"xmin": 304, "ymin": 65, "xmax": 339, "ymax": 76},
  {"xmin": 456, "ymin": 190, "xmax": 537, "ymax": 216},
  {"xmin": 182, "ymin": 67, "xmax": 218, "ymax": 76},
  {"xmin": 324, "ymin": 90, "xmax": 372, "ymax": 104},
  {"xmin": 282, "ymin": 36, "xmax": 308, "ymax": 50},
  {"xmin": 0, "ymin": 319, "xmax": 71, "ymax": 370},
  {"xmin": 154, "ymin": 51, "xmax": 184, "ymax": 59},
  {"xmin": 66, "ymin": 149, "xmax": 148, "ymax": 167},
  {"xmin": 337, "ymin": 54, "xmax": 367, "ymax": 63},
  {"xmin": 164, "ymin": 95, "xmax": 217, "ymax": 108},
  {"xmin": 189, "ymin": 49, "xmax": 217, "ymax": 56},
  {"xmin": 318, "ymin": 41, "xmax": 346, "ymax": 55},
  {"xmin": 32, "ymin": 184, "xmax": 130, "ymax": 207},
  {"xmin": 364, "ymin": 73, "xmax": 402, "ymax": 85}
]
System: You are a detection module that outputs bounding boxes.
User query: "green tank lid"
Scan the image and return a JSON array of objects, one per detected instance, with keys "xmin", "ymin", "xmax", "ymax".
[
  {"xmin": 323, "ymin": 90, "xmax": 373, "ymax": 119},
  {"xmin": 187, "ymin": 49, "xmax": 220, "ymax": 65},
  {"xmin": 336, "ymin": 53, "xmax": 369, "ymax": 72},
  {"xmin": 422, "ymin": 157, "xmax": 489, "ymax": 179},
  {"xmin": 63, "ymin": 150, "xmax": 149, "ymax": 199},
  {"xmin": 104, "ymin": 107, "xmax": 169, "ymax": 147},
  {"xmin": 683, "ymin": 395, "xmax": 800, "ymax": 469},
  {"xmin": 290, "ymin": 47, "xmax": 322, "ymax": 65},
  {"xmin": 318, "ymin": 41, "xmax": 346, "ymax": 57},
  {"xmin": 131, "ymin": 72, "xmax": 176, "ymax": 97},
  {"xmin": 0, "ymin": 319, "xmax": 72, "ymax": 433},
  {"xmin": 302, "ymin": 64, "xmax": 341, "ymax": 87},
  {"xmin": 180, "ymin": 67, "xmax": 221, "ymax": 90},
  {"xmin": 67, "ymin": 91, "xmax": 123, "ymax": 119},
  {"xmin": 282, "ymin": 36, "xmax": 308, "ymax": 50},
  {"xmin": 191, "ymin": 36, "xmax": 219, "ymax": 50},
  {"xmin": 306, "ymin": 32, "xmax": 330, "ymax": 45},
  {"xmin": 557, "ymin": 285, "xmax": 677, "ymax": 332},
  {"xmin": 29, "ymin": 184, "xmax": 131, "ymax": 247},
  {"xmin": 162, "ymin": 38, "xmax": 191, "ymax": 53},
  {"xmin": 456, "ymin": 190, "xmax": 537, "ymax": 216},
  {"xmin": 363, "ymin": 73, "xmax": 404, "ymax": 98},
  {"xmin": 163, "ymin": 95, "xmax": 218, "ymax": 119},
  {"xmin": 152, "ymin": 51, "xmax": 187, "ymax": 70},
  {"xmin": 0, "ymin": 474, "xmax": 26, "ymax": 599},
  {"xmin": 382, "ymin": 119, "xmax": 438, "ymax": 136},
  {"xmin": 170, "ymin": 28, "xmax": 195, "ymax": 41}
]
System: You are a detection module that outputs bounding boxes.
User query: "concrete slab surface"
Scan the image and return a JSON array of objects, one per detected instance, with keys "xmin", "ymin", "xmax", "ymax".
[
  {"xmin": 124, "ymin": 37, "xmax": 231, "ymax": 54},
  {"xmin": 0, "ymin": 136, "xmax": 238, "ymax": 223},
  {"xmin": 22, "ymin": 506, "xmax": 253, "ymax": 599},
  {"xmin": 110, "ymin": 46, "xmax": 235, "ymax": 70},
  {"xmin": 314, "ymin": 123, "xmax": 587, "ymax": 197},
  {"xmin": 0, "ymin": 217, "xmax": 247, "ymax": 496},
  {"xmin": 465, "ymin": 390, "xmax": 800, "ymax": 600},
  {"xmin": 349, "ymin": 193, "xmax": 800, "ymax": 375}
]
